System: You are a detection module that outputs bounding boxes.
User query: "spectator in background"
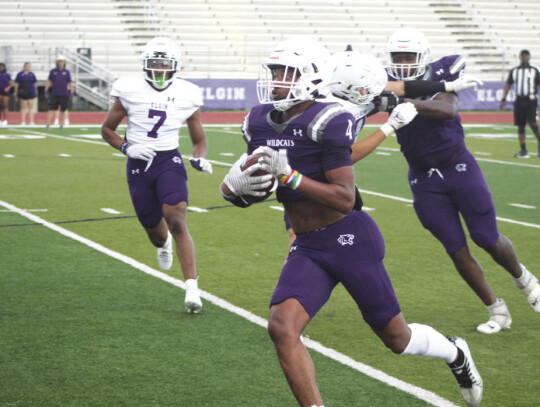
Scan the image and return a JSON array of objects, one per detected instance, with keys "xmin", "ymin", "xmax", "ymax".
[
  {"xmin": 500, "ymin": 50, "xmax": 540, "ymax": 158},
  {"xmin": 0, "ymin": 63, "xmax": 11, "ymax": 126},
  {"xmin": 14, "ymin": 62, "xmax": 37, "ymax": 126},
  {"xmin": 45, "ymin": 56, "xmax": 74, "ymax": 129}
]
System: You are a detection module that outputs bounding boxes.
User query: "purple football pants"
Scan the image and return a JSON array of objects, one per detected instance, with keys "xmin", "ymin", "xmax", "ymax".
[
  {"xmin": 271, "ymin": 210, "xmax": 401, "ymax": 330},
  {"xmin": 409, "ymin": 149, "xmax": 499, "ymax": 254},
  {"xmin": 126, "ymin": 150, "xmax": 188, "ymax": 228}
]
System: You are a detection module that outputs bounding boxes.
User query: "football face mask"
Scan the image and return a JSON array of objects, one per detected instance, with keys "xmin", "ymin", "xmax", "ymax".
[
  {"xmin": 144, "ymin": 58, "xmax": 177, "ymax": 88},
  {"xmin": 257, "ymin": 37, "xmax": 330, "ymax": 112},
  {"xmin": 386, "ymin": 28, "xmax": 430, "ymax": 80},
  {"xmin": 141, "ymin": 37, "xmax": 181, "ymax": 89}
]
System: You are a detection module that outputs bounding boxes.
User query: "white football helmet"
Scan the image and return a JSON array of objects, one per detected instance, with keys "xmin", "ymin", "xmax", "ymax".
[
  {"xmin": 330, "ymin": 52, "xmax": 388, "ymax": 106},
  {"xmin": 141, "ymin": 37, "xmax": 181, "ymax": 89},
  {"xmin": 257, "ymin": 37, "xmax": 331, "ymax": 111},
  {"xmin": 386, "ymin": 28, "xmax": 430, "ymax": 80}
]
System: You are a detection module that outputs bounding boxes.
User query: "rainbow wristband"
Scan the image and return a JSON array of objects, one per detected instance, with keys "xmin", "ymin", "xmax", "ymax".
[{"xmin": 279, "ymin": 170, "xmax": 303, "ymax": 190}]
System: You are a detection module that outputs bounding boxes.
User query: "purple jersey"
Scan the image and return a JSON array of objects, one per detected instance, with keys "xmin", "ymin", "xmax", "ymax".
[
  {"xmin": 242, "ymin": 102, "xmax": 355, "ymax": 203},
  {"xmin": 15, "ymin": 71, "xmax": 37, "ymax": 96},
  {"xmin": 0, "ymin": 72, "xmax": 11, "ymax": 90},
  {"xmin": 48, "ymin": 68, "xmax": 72, "ymax": 96},
  {"xmin": 389, "ymin": 55, "xmax": 467, "ymax": 171}
]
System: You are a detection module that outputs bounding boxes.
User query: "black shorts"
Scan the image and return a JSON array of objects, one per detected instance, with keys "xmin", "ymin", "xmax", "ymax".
[
  {"xmin": 514, "ymin": 97, "xmax": 538, "ymax": 126},
  {"xmin": 18, "ymin": 94, "xmax": 36, "ymax": 100},
  {"xmin": 0, "ymin": 90, "xmax": 8, "ymax": 96},
  {"xmin": 48, "ymin": 95, "xmax": 69, "ymax": 111}
]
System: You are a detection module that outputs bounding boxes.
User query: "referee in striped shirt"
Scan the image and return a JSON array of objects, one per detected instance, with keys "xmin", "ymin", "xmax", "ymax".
[{"xmin": 500, "ymin": 50, "xmax": 540, "ymax": 158}]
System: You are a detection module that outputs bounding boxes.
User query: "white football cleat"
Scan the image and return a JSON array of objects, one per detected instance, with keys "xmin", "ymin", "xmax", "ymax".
[
  {"xmin": 156, "ymin": 231, "xmax": 173, "ymax": 271},
  {"xmin": 448, "ymin": 337, "xmax": 483, "ymax": 407},
  {"xmin": 476, "ymin": 298, "xmax": 511, "ymax": 334},
  {"xmin": 525, "ymin": 282, "xmax": 540, "ymax": 312},
  {"xmin": 185, "ymin": 278, "xmax": 202, "ymax": 313},
  {"xmin": 515, "ymin": 267, "xmax": 540, "ymax": 313}
]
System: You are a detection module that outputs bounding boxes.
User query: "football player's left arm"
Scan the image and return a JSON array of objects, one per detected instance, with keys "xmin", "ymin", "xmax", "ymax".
[
  {"xmin": 186, "ymin": 109, "xmax": 213, "ymax": 174},
  {"xmin": 351, "ymin": 103, "xmax": 418, "ymax": 163},
  {"xmin": 186, "ymin": 109, "xmax": 208, "ymax": 158},
  {"xmin": 385, "ymin": 77, "xmax": 482, "ymax": 99},
  {"xmin": 404, "ymin": 92, "xmax": 457, "ymax": 120}
]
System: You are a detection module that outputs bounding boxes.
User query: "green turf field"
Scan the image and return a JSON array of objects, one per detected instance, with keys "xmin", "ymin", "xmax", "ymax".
[{"xmin": 1, "ymin": 122, "xmax": 539, "ymax": 407}]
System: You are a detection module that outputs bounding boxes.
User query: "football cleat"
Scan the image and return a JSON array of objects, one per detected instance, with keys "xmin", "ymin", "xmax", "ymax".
[
  {"xmin": 514, "ymin": 151, "xmax": 530, "ymax": 158},
  {"xmin": 476, "ymin": 298, "xmax": 512, "ymax": 334},
  {"xmin": 185, "ymin": 278, "xmax": 202, "ymax": 313},
  {"xmin": 524, "ymin": 281, "xmax": 540, "ymax": 313},
  {"xmin": 447, "ymin": 337, "xmax": 483, "ymax": 407},
  {"xmin": 157, "ymin": 231, "xmax": 173, "ymax": 271}
]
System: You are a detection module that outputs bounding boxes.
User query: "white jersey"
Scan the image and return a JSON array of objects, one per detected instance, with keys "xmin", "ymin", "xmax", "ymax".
[{"xmin": 111, "ymin": 74, "xmax": 203, "ymax": 151}]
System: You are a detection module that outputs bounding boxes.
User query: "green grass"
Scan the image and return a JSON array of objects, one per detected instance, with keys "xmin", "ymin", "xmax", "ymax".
[{"xmin": 1, "ymin": 123, "xmax": 539, "ymax": 406}]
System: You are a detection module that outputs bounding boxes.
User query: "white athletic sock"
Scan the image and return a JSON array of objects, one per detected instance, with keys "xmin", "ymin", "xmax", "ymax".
[
  {"xmin": 514, "ymin": 264, "xmax": 538, "ymax": 295},
  {"xmin": 401, "ymin": 323, "xmax": 458, "ymax": 364},
  {"xmin": 487, "ymin": 298, "xmax": 509, "ymax": 315}
]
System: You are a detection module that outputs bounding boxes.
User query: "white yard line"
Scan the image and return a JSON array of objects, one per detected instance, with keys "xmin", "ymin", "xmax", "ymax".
[{"xmin": 0, "ymin": 199, "xmax": 458, "ymax": 407}]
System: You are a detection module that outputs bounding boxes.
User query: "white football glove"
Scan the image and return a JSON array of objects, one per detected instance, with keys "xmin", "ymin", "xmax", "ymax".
[
  {"xmin": 253, "ymin": 146, "xmax": 292, "ymax": 180},
  {"xmin": 444, "ymin": 75, "xmax": 484, "ymax": 92},
  {"xmin": 189, "ymin": 157, "xmax": 213, "ymax": 174},
  {"xmin": 126, "ymin": 144, "xmax": 156, "ymax": 161},
  {"xmin": 223, "ymin": 153, "xmax": 274, "ymax": 197},
  {"xmin": 379, "ymin": 102, "xmax": 418, "ymax": 137}
]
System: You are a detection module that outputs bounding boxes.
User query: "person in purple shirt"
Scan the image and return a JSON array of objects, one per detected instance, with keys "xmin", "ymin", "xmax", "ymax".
[
  {"xmin": 45, "ymin": 56, "xmax": 74, "ymax": 129},
  {"xmin": 219, "ymin": 37, "xmax": 482, "ymax": 407},
  {"xmin": 0, "ymin": 63, "xmax": 12, "ymax": 126},
  {"xmin": 14, "ymin": 62, "xmax": 37, "ymax": 126},
  {"xmin": 381, "ymin": 28, "xmax": 540, "ymax": 335}
]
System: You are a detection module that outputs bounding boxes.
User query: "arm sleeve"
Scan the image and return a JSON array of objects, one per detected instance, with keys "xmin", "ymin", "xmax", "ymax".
[{"xmin": 404, "ymin": 80, "xmax": 446, "ymax": 98}]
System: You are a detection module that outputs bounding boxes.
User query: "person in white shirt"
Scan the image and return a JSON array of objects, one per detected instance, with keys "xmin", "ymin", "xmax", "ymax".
[{"xmin": 101, "ymin": 37, "xmax": 212, "ymax": 313}]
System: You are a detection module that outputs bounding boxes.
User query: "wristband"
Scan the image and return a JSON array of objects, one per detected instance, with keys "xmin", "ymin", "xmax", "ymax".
[
  {"xmin": 379, "ymin": 123, "xmax": 394, "ymax": 137},
  {"xmin": 501, "ymin": 98, "xmax": 506, "ymax": 102},
  {"xmin": 120, "ymin": 142, "xmax": 131, "ymax": 155},
  {"xmin": 279, "ymin": 169, "xmax": 302, "ymax": 190}
]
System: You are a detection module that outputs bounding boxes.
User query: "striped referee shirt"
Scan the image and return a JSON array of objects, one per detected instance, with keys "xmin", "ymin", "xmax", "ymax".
[{"xmin": 506, "ymin": 64, "xmax": 540, "ymax": 97}]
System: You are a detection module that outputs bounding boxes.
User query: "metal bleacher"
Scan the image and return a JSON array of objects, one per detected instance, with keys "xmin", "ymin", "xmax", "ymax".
[{"xmin": 1, "ymin": 0, "xmax": 539, "ymax": 109}]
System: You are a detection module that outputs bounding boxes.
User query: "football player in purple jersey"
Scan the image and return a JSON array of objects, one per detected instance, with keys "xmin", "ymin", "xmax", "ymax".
[
  {"xmin": 380, "ymin": 28, "xmax": 540, "ymax": 335},
  {"xmin": 220, "ymin": 37, "xmax": 482, "ymax": 407}
]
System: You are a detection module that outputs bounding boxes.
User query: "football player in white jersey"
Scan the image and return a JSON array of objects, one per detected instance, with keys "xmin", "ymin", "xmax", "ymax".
[{"xmin": 101, "ymin": 37, "xmax": 212, "ymax": 313}]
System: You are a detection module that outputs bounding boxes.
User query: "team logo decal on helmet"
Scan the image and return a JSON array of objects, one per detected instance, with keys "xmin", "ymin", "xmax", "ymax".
[
  {"xmin": 141, "ymin": 37, "xmax": 181, "ymax": 89},
  {"xmin": 386, "ymin": 28, "xmax": 430, "ymax": 80},
  {"xmin": 257, "ymin": 37, "xmax": 331, "ymax": 111}
]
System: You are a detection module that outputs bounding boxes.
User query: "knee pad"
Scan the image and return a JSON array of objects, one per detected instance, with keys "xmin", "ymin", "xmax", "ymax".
[{"xmin": 518, "ymin": 124, "xmax": 526, "ymax": 133}]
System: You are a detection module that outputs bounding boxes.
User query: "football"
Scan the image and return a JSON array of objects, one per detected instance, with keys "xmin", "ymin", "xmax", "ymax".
[{"xmin": 239, "ymin": 153, "xmax": 277, "ymax": 204}]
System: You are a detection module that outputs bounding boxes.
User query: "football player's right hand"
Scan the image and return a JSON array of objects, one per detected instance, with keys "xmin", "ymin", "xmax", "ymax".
[
  {"xmin": 373, "ymin": 91, "xmax": 402, "ymax": 113},
  {"xmin": 126, "ymin": 144, "xmax": 156, "ymax": 161},
  {"xmin": 444, "ymin": 75, "xmax": 483, "ymax": 92},
  {"xmin": 223, "ymin": 153, "xmax": 274, "ymax": 197}
]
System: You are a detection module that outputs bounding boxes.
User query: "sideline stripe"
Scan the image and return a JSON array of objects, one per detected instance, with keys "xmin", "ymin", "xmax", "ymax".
[{"xmin": 0, "ymin": 199, "xmax": 458, "ymax": 407}]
